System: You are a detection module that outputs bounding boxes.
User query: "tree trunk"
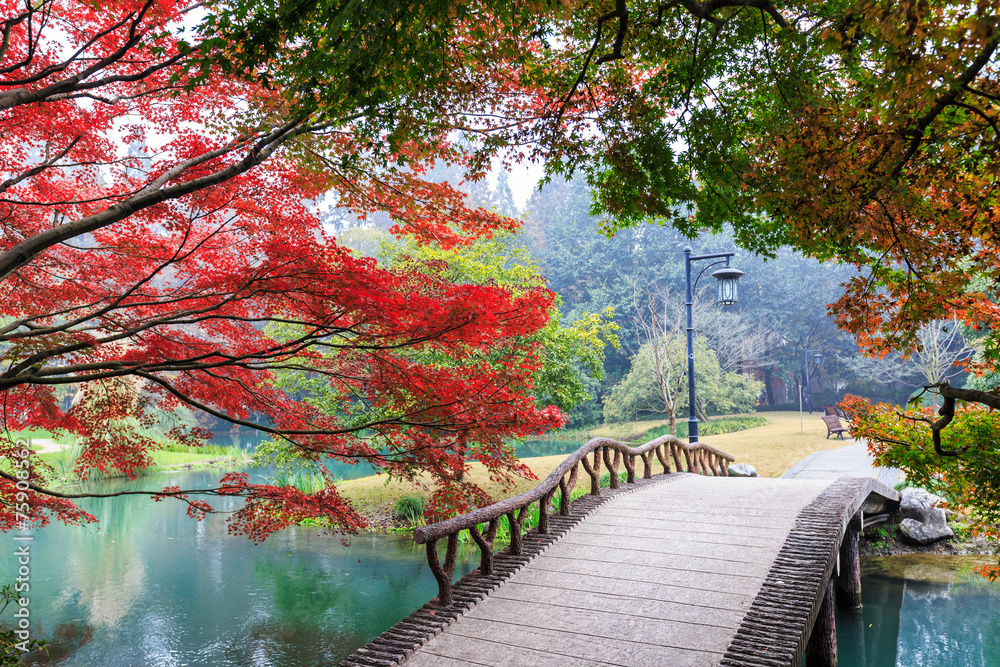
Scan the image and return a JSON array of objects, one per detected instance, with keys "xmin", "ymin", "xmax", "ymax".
[
  {"xmin": 764, "ymin": 367, "xmax": 776, "ymax": 406},
  {"xmin": 696, "ymin": 400, "xmax": 711, "ymax": 424}
]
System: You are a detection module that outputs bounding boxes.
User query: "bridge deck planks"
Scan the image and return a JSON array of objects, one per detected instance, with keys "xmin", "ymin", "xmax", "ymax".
[{"xmin": 403, "ymin": 476, "xmax": 832, "ymax": 667}]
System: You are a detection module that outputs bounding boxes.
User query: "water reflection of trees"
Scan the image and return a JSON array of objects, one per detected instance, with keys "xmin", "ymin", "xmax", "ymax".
[
  {"xmin": 23, "ymin": 621, "xmax": 95, "ymax": 666},
  {"xmin": 844, "ymin": 569, "xmax": 1000, "ymax": 667},
  {"xmin": 250, "ymin": 535, "xmax": 476, "ymax": 664},
  {"xmin": 13, "ymin": 467, "xmax": 478, "ymax": 666},
  {"xmin": 60, "ymin": 484, "xmax": 153, "ymax": 631},
  {"xmin": 896, "ymin": 579, "xmax": 1000, "ymax": 666}
]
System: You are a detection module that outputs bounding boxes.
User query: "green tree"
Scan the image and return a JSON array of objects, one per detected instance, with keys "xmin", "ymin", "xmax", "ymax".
[
  {"xmin": 494, "ymin": 173, "xmax": 518, "ymax": 218},
  {"xmin": 732, "ymin": 249, "xmax": 862, "ymax": 406},
  {"xmin": 523, "ymin": 178, "xmax": 867, "ymax": 407},
  {"xmin": 848, "ymin": 320, "xmax": 973, "ymax": 406},
  {"xmin": 604, "ymin": 337, "xmax": 762, "ymax": 429}
]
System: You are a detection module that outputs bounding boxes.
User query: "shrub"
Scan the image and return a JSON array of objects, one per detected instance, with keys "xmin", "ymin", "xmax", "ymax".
[
  {"xmin": 394, "ymin": 495, "xmax": 426, "ymax": 526},
  {"xmin": 643, "ymin": 415, "xmax": 768, "ymax": 440},
  {"xmin": 269, "ymin": 470, "xmax": 327, "ymax": 494}
]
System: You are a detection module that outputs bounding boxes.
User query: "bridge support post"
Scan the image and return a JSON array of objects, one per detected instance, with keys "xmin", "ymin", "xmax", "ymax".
[
  {"xmin": 836, "ymin": 511, "xmax": 863, "ymax": 608},
  {"xmin": 806, "ymin": 579, "xmax": 837, "ymax": 667},
  {"xmin": 426, "ymin": 534, "xmax": 458, "ymax": 607}
]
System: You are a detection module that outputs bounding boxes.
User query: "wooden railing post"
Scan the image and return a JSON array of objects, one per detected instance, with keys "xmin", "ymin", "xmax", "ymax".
[
  {"xmin": 603, "ymin": 447, "xmax": 620, "ymax": 489},
  {"xmin": 655, "ymin": 445, "xmax": 669, "ymax": 474},
  {"xmin": 468, "ymin": 519, "xmax": 498, "ymax": 576},
  {"xmin": 641, "ymin": 451, "xmax": 653, "ymax": 478},
  {"xmin": 806, "ymin": 578, "xmax": 837, "ymax": 667},
  {"xmin": 427, "ymin": 533, "xmax": 459, "ymax": 607},
  {"xmin": 837, "ymin": 511, "xmax": 863, "ymax": 608},
  {"xmin": 560, "ymin": 464, "xmax": 578, "ymax": 515},
  {"xmin": 538, "ymin": 489, "xmax": 556, "ymax": 534},
  {"xmin": 506, "ymin": 507, "xmax": 526, "ymax": 555},
  {"xmin": 670, "ymin": 443, "xmax": 684, "ymax": 471},
  {"xmin": 581, "ymin": 449, "xmax": 601, "ymax": 495}
]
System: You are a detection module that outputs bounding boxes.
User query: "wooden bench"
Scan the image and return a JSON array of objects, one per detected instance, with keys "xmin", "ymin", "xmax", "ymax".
[
  {"xmin": 823, "ymin": 405, "xmax": 846, "ymax": 419},
  {"xmin": 823, "ymin": 414, "xmax": 850, "ymax": 440}
]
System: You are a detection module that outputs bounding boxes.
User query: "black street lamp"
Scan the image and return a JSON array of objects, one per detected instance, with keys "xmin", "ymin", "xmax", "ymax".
[
  {"xmin": 684, "ymin": 246, "xmax": 744, "ymax": 444},
  {"xmin": 804, "ymin": 349, "xmax": 823, "ymax": 414}
]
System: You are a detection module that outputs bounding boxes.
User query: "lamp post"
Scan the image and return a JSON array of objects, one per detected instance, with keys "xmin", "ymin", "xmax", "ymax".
[
  {"xmin": 803, "ymin": 349, "xmax": 823, "ymax": 414},
  {"xmin": 684, "ymin": 246, "xmax": 744, "ymax": 444}
]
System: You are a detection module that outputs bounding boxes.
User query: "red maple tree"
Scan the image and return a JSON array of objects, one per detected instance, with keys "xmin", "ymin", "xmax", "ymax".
[{"xmin": 0, "ymin": 0, "xmax": 564, "ymax": 540}]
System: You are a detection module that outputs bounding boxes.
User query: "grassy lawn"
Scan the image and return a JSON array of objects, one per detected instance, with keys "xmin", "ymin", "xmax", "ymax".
[
  {"xmin": 336, "ymin": 410, "xmax": 854, "ymax": 522},
  {"xmin": 694, "ymin": 410, "xmax": 853, "ymax": 478}
]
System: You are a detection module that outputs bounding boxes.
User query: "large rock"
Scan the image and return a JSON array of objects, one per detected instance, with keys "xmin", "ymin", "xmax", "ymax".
[
  {"xmin": 900, "ymin": 487, "xmax": 950, "ymax": 523},
  {"xmin": 899, "ymin": 518, "xmax": 954, "ymax": 545},
  {"xmin": 728, "ymin": 463, "xmax": 759, "ymax": 478},
  {"xmin": 897, "ymin": 488, "xmax": 954, "ymax": 545}
]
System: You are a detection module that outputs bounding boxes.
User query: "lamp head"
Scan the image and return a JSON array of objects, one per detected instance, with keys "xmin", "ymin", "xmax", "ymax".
[{"xmin": 711, "ymin": 266, "xmax": 745, "ymax": 305}]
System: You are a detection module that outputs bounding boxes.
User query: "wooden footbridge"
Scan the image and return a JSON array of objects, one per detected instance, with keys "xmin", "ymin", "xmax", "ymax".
[{"xmin": 339, "ymin": 436, "xmax": 900, "ymax": 667}]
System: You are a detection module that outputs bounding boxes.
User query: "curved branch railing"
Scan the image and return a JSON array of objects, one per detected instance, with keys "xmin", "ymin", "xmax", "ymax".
[{"xmin": 412, "ymin": 435, "xmax": 736, "ymax": 606}]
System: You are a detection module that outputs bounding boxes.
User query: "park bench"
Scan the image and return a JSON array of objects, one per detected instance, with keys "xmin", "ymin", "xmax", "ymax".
[
  {"xmin": 823, "ymin": 405, "xmax": 846, "ymax": 419},
  {"xmin": 823, "ymin": 414, "xmax": 850, "ymax": 440}
]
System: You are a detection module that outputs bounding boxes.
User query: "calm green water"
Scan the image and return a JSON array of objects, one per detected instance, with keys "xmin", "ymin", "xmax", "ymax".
[
  {"xmin": 2, "ymin": 467, "xmax": 475, "ymax": 666},
  {"xmin": 515, "ymin": 438, "xmax": 586, "ymax": 458},
  {"xmin": 206, "ymin": 429, "xmax": 379, "ymax": 482},
  {"xmin": 836, "ymin": 555, "xmax": 1000, "ymax": 666}
]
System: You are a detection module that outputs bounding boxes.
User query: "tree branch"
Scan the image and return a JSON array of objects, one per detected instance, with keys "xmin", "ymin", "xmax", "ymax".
[{"xmin": 0, "ymin": 117, "xmax": 311, "ymax": 282}]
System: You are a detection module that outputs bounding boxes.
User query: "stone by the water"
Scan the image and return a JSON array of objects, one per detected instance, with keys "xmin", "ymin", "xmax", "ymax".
[
  {"xmin": 897, "ymin": 488, "xmax": 954, "ymax": 545},
  {"xmin": 899, "ymin": 517, "xmax": 954, "ymax": 545},
  {"xmin": 900, "ymin": 487, "xmax": 950, "ymax": 523},
  {"xmin": 728, "ymin": 462, "xmax": 759, "ymax": 477}
]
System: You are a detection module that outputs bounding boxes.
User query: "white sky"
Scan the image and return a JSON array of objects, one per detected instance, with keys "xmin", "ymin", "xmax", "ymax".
[{"xmin": 490, "ymin": 160, "xmax": 546, "ymax": 213}]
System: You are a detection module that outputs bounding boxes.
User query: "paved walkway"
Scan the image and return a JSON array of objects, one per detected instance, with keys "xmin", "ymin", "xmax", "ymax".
[
  {"xmin": 27, "ymin": 438, "xmax": 69, "ymax": 453},
  {"xmin": 404, "ymin": 476, "xmax": 833, "ymax": 667},
  {"xmin": 780, "ymin": 441, "xmax": 903, "ymax": 486}
]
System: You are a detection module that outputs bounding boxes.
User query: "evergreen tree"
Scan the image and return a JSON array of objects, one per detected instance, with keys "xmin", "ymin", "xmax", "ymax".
[{"xmin": 494, "ymin": 172, "xmax": 518, "ymax": 217}]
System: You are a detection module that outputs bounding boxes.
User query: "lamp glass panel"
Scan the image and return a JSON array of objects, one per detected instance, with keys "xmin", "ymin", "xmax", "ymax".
[{"xmin": 718, "ymin": 278, "xmax": 738, "ymax": 305}]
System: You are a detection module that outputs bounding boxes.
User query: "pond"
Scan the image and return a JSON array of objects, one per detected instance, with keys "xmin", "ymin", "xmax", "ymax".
[
  {"xmin": 2, "ymin": 467, "xmax": 477, "ymax": 666},
  {"xmin": 8, "ymin": 462, "xmax": 1000, "ymax": 667},
  {"xmin": 205, "ymin": 429, "xmax": 379, "ymax": 482},
  {"xmin": 835, "ymin": 555, "xmax": 1000, "ymax": 666},
  {"xmin": 512, "ymin": 437, "xmax": 588, "ymax": 458}
]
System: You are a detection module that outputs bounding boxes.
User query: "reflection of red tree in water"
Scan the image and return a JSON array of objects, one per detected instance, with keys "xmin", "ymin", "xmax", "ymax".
[{"xmin": 22, "ymin": 621, "xmax": 94, "ymax": 665}]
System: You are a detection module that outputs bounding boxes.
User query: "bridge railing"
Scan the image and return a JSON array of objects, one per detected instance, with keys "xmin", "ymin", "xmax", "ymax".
[{"xmin": 412, "ymin": 435, "xmax": 736, "ymax": 606}]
